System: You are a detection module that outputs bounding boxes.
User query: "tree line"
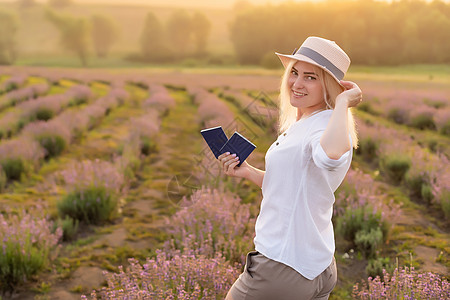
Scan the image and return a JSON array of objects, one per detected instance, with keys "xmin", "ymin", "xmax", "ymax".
[
  {"xmin": 230, "ymin": 0, "xmax": 450, "ymax": 66},
  {"xmin": 137, "ymin": 10, "xmax": 211, "ymax": 63},
  {"xmin": 0, "ymin": 3, "xmax": 211, "ymax": 66}
]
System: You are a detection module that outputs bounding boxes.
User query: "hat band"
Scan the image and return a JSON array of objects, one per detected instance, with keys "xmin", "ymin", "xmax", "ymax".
[{"xmin": 298, "ymin": 47, "xmax": 345, "ymax": 80}]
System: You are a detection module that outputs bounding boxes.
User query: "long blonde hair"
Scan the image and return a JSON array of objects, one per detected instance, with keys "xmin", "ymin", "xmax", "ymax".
[{"xmin": 277, "ymin": 59, "xmax": 358, "ymax": 149}]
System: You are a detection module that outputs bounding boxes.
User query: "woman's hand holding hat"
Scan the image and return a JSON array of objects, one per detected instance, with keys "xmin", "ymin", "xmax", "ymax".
[{"xmin": 337, "ymin": 80, "xmax": 363, "ymax": 108}]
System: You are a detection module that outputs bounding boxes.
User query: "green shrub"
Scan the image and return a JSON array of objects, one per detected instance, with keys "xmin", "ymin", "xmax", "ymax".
[
  {"xmin": 35, "ymin": 108, "xmax": 54, "ymax": 121},
  {"xmin": 439, "ymin": 120, "xmax": 450, "ymax": 136},
  {"xmin": 0, "ymin": 208, "xmax": 62, "ymax": 293},
  {"xmin": 405, "ymin": 173, "xmax": 428, "ymax": 201},
  {"xmin": 427, "ymin": 139, "xmax": 438, "ymax": 153},
  {"xmin": 409, "ymin": 114, "xmax": 436, "ymax": 130},
  {"xmin": 424, "ymin": 99, "xmax": 445, "ymax": 109},
  {"xmin": 4, "ymin": 82, "xmax": 18, "ymax": 93},
  {"xmin": 16, "ymin": 119, "xmax": 25, "ymax": 131},
  {"xmin": 366, "ymin": 257, "xmax": 393, "ymax": 279},
  {"xmin": 336, "ymin": 206, "xmax": 388, "ymax": 259},
  {"xmin": 68, "ymin": 97, "xmax": 88, "ymax": 107},
  {"xmin": 387, "ymin": 108, "xmax": 408, "ymax": 124},
  {"xmin": 357, "ymin": 102, "xmax": 378, "ymax": 115},
  {"xmin": 57, "ymin": 185, "xmax": 118, "ymax": 225},
  {"xmin": 355, "ymin": 137, "xmax": 379, "ymax": 162},
  {"xmin": 0, "ymin": 168, "xmax": 6, "ymax": 192},
  {"xmin": 421, "ymin": 184, "xmax": 433, "ymax": 204},
  {"xmin": 38, "ymin": 135, "xmax": 67, "ymax": 159},
  {"xmin": 140, "ymin": 137, "xmax": 158, "ymax": 156},
  {"xmin": 0, "ymin": 158, "xmax": 25, "ymax": 181},
  {"xmin": 336, "ymin": 206, "xmax": 387, "ymax": 243},
  {"xmin": 380, "ymin": 154, "xmax": 411, "ymax": 185},
  {"xmin": 440, "ymin": 191, "xmax": 450, "ymax": 220},
  {"xmin": 355, "ymin": 227, "xmax": 383, "ymax": 258},
  {"xmin": 53, "ymin": 216, "xmax": 79, "ymax": 242}
]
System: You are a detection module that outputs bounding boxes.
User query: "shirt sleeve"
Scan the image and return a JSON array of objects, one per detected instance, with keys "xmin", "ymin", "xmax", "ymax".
[{"xmin": 310, "ymin": 130, "xmax": 352, "ymax": 171}]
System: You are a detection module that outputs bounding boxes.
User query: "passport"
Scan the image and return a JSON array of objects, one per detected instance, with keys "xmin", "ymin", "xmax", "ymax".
[{"xmin": 200, "ymin": 126, "xmax": 256, "ymax": 167}]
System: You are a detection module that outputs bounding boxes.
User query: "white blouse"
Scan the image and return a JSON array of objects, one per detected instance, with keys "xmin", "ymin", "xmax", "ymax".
[{"xmin": 254, "ymin": 109, "xmax": 352, "ymax": 280}]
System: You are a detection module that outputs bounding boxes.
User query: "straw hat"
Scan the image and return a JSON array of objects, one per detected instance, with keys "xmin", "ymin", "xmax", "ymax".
[{"xmin": 275, "ymin": 36, "xmax": 351, "ymax": 87}]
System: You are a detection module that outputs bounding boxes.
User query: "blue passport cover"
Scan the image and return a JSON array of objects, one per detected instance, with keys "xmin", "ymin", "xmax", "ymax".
[
  {"xmin": 219, "ymin": 132, "xmax": 256, "ymax": 167},
  {"xmin": 200, "ymin": 126, "xmax": 229, "ymax": 159},
  {"xmin": 201, "ymin": 127, "xmax": 256, "ymax": 166}
]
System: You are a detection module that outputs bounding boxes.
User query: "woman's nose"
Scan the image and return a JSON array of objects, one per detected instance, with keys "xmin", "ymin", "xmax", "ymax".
[{"xmin": 293, "ymin": 77, "xmax": 304, "ymax": 89}]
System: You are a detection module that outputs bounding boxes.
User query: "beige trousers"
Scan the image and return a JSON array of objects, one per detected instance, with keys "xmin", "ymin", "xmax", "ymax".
[{"xmin": 226, "ymin": 251, "xmax": 337, "ymax": 300}]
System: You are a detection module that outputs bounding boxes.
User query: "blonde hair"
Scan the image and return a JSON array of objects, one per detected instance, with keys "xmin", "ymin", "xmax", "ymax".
[{"xmin": 277, "ymin": 59, "xmax": 358, "ymax": 149}]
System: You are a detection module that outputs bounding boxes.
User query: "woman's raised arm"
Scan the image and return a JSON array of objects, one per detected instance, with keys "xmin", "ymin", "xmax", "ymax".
[{"xmin": 320, "ymin": 80, "xmax": 362, "ymax": 160}]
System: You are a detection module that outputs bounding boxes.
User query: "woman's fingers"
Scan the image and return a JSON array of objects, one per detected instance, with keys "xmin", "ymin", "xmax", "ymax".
[
  {"xmin": 340, "ymin": 80, "xmax": 359, "ymax": 90},
  {"xmin": 339, "ymin": 80, "xmax": 362, "ymax": 107},
  {"xmin": 340, "ymin": 80, "xmax": 361, "ymax": 93},
  {"xmin": 218, "ymin": 152, "xmax": 240, "ymax": 174},
  {"xmin": 224, "ymin": 156, "xmax": 239, "ymax": 172},
  {"xmin": 227, "ymin": 159, "xmax": 240, "ymax": 174},
  {"xmin": 217, "ymin": 152, "xmax": 229, "ymax": 160},
  {"xmin": 340, "ymin": 80, "xmax": 354, "ymax": 89}
]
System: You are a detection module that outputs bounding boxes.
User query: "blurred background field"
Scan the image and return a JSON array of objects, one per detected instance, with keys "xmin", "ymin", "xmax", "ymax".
[
  {"xmin": 0, "ymin": 0, "xmax": 449, "ymax": 299},
  {"xmin": 1, "ymin": 0, "xmax": 450, "ymax": 69}
]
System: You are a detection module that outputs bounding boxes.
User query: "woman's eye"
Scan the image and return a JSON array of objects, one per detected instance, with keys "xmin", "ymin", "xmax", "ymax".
[
  {"xmin": 290, "ymin": 70, "xmax": 298, "ymax": 76},
  {"xmin": 306, "ymin": 76, "xmax": 316, "ymax": 80}
]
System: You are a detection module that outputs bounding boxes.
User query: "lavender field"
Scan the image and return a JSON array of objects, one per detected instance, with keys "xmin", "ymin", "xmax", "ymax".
[{"xmin": 0, "ymin": 66, "xmax": 448, "ymax": 299}]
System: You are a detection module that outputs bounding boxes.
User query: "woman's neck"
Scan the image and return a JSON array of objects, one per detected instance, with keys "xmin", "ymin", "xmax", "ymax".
[{"xmin": 297, "ymin": 107, "xmax": 327, "ymax": 121}]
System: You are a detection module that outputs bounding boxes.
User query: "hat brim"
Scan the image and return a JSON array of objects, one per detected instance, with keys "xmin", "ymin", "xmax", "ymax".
[{"xmin": 275, "ymin": 52, "xmax": 345, "ymax": 89}]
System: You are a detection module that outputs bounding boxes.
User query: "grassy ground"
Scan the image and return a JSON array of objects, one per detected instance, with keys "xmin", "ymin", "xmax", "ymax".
[{"xmin": 9, "ymin": 56, "xmax": 450, "ymax": 87}]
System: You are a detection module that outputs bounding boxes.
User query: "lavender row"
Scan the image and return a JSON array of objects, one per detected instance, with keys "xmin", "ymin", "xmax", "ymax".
[
  {"xmin": 353, "ymin": 266, "xmax": 449, "ymax": 299},
  {"xmin": 45, "ymin": 85, "xmax": 159, "ymax": 231},
  {"xmin": 0, "ymin": 74, "xmax": 27, "ymax": 94},
  {"xmin": 0, "ymin": 82, "xmax": 50, "ymax": 112},
  {"xmin": 117, "ymin": 110, "xmax": 161, "ymax": 182},
  {"xmin": 187, "ymin": 86, "xmax": 235, "ymax": 128},
  {"xmin": 219, "ymin": 89, "xmax": 278, "ymax": 131},
  {"xmin": 0, "ymin": 87, "xmax": 129, "ymax": 184},
  {"xmin": 356, "ymin": 117, "xmax": 449, "ymax": 218},
  {"xmin": 83, "ymin": 251, "xmax": 240, "ymax": 300},
  {"xmin": 163, "ymin": 185, "xmax": 255, "ymax": 264},
  {"xmin": 361, "ymin": 84, "xmax": 450, "ymax": 134},
  {"xmin": 144, "ymin": 84, "xmax": 176, "ymax": 115},
  {"xmin": 0, "ymin": 204, "xmax": 62, "ymax": 293},
  {"xmin": 83, "ymin": 185, "xmax": 250, "ymax": 299},
  {"xmin": 0, "ymin": 84, "xmax": 92, "ymax": 140}
]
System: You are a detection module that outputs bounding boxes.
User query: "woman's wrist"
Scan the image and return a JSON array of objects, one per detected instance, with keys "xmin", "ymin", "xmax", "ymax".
[
  {"xmin": 245, "ymin": 164, "xmax": 265, "ymax": 188},
  {"xmin": 242, "ymin": 163, "xmax": 254, "ymax": 180},
  {"xmin": 335, "ymin": 95, "xmax": 350, "ymax": 108}
]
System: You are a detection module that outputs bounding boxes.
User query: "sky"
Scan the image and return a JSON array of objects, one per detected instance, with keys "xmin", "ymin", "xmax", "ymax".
[
  {"xmin": 0, "ymin": 0, "xmax": 328, "ymax": 8},
  {"xmin": 1, "ymin": 0, "xmax": 442, "ymax": 8}
]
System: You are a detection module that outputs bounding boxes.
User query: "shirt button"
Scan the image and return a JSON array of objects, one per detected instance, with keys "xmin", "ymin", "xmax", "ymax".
[
  {"xmin": 276, "ymin": 142, "xmax": 279, "ymax": 145},
  {"xmin": 283, "ymin": 133, "xmax": 287, "ymax": 136}
]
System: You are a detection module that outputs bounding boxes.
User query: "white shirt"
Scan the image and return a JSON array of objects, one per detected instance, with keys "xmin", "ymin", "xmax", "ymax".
[{"xmin": 254, "ymin": 109, "xmax": 352, "ymax": 280}]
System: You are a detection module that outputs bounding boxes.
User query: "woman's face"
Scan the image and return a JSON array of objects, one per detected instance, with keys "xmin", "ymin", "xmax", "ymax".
[{"xmin": 288, "ymin": 60, "xmax": 326, "ymax": 117}]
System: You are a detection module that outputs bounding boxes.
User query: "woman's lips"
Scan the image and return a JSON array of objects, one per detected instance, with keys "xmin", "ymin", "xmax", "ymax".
[{"xmin": 292, "ymin": 90, "xmax": 307, "ymax": 97}]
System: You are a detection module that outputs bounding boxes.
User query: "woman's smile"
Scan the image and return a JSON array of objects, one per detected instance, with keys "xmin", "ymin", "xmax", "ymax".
[{"xmin": 292, "ymin": 90, "xmax": 308, "ymax": 97}]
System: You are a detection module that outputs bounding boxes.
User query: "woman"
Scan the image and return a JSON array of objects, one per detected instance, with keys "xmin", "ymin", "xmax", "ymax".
[{"xmin": 219, "ymin": 36, "xmax": 362, "ymax": 300}]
